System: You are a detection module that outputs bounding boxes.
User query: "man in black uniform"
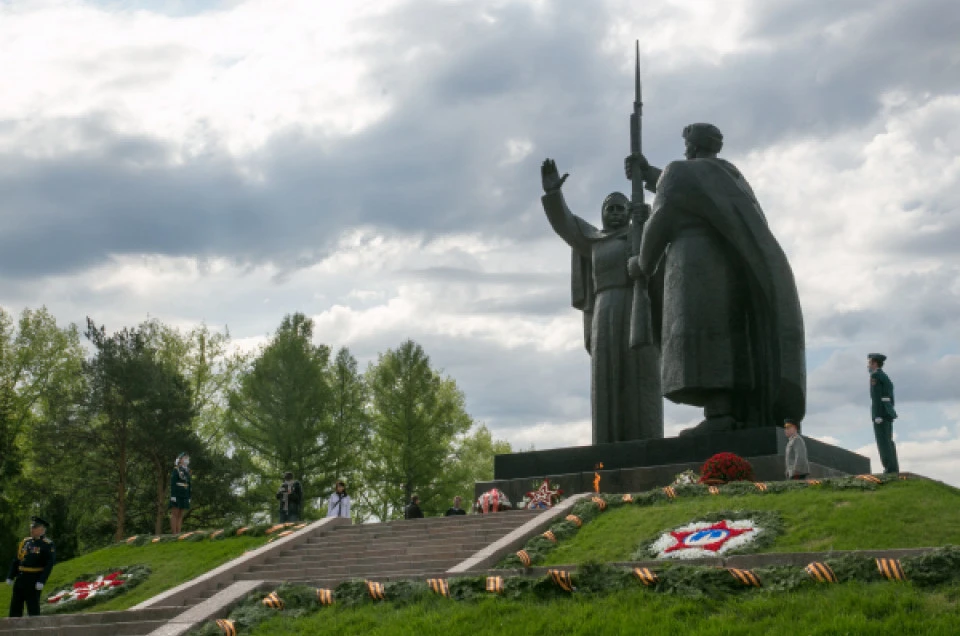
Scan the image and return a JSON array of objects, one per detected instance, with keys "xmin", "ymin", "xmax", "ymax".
[
  {"xmin": 6, "ymin": 516, "xmax": 56, "ymax": 617},
  {"xmin": 444, "ymin": 496, "xmax": 467, "ymax": 516},
  {"xmin": 868, "ymin": 353, "xmax": 899, "ymax": 474}
]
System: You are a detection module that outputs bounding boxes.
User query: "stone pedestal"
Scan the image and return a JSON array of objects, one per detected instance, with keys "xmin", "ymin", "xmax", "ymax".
[{"xmin": 475, "ymin": 428, "xmax": 870, "ymax": 505}]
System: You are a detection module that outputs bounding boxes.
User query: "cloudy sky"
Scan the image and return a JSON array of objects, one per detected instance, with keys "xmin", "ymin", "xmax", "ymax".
[{"xmin": 2, "ymin": 0, "xmax": 959, "ymax": 484}]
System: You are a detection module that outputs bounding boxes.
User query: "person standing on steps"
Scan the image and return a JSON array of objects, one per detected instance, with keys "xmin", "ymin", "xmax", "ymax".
[
  {"xmin": 445, "ymin": 496, "xmax": 467, "ymax": 516},
  {"xmin": 325, "ymin": 480, "xmax": 351, "ymax": 520},
  {"xmin": 277, "ymin": 471, "xmax": 303, "ymax": 523},
  {"xmin": 404, "ymin": 494, "xmax": 424, "ymax": 520},
  {"xmin": 6, "ymin": 516, "xmax": 56, "ymax": 618},
  {"xmin": 169, "ymin": 452, "xmax": 191, "ymax": 534},
  {"xmin": 868, "ymin": 353, "xmax": 900, "ymax": 474},
  {"xmin": 783, "ymin": 419, "xmax": 809, "ymax": 480}
]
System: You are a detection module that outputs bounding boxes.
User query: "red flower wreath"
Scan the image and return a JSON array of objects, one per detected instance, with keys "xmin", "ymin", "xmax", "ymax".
[{"xmin": 698, "ymin": 452, "xmax": 755, "ymax": 483}]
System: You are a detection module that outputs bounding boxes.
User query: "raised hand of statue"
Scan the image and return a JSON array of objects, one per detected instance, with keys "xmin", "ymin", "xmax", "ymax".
[
  {"xmin": 624, "ymin": 152, "xmax": 650, "ymax": 180},
  {"xmin": 541, "ymin": 159, "xmax": 569, "ymax": 194}
]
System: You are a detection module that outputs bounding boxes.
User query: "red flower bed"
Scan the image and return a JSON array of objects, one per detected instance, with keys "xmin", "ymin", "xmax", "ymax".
[{"xmin": 698, "ymin": 452, "xmax": 755, "ymax": 483}]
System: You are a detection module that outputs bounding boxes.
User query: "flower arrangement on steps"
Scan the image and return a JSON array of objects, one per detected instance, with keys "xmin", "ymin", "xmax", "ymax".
[{"xmin": 42, "ymin": 564, "xmax": 151, "ymax": 614}]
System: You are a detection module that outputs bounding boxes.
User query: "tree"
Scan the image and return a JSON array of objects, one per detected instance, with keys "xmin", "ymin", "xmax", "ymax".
[
  {"xmin": 364, "ymin": 340, "xmax": 473, "ymax": 519},
  {"xmin": 0, "ymin": 307, "xmax": 84, "ymax": 565},
  {"xmin": 325, "ymin": 348, "xmax": 371, "ymax": 503},
  {"xmin": 226, "ymin": 313, "xmax": 333, "ymax": 513},
  {"xmin": 82, "ymin": 319, "xmax": 197, "ymax": 540}
]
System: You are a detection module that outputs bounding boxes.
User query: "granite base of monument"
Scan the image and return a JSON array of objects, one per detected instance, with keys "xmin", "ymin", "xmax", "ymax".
[{"xmin": 475, "ymin": 428, "xmax": 870, "ymax": 505}]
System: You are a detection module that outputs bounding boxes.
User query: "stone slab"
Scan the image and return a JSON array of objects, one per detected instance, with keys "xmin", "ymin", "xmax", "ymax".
[
  {"xmin": 446, "ymin": 494, "xmax": 588, "ymax": 574},
  {"xmin": 494, "ymin": 428, "xmax": 869, "ymax": 480}
]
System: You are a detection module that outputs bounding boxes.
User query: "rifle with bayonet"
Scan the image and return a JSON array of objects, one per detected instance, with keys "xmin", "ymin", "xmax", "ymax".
[{"xmin": 629, "ymin": 41, "xmax": 653, "ymax": 349}]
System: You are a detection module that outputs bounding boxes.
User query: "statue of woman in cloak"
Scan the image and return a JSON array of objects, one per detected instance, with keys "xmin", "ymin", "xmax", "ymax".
[{"xmin": 540, "ymin": 159, "xmax": 663, "ymax": 444}]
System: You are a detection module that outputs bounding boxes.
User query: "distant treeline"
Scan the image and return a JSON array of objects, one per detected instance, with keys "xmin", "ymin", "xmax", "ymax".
[{"xmin": 0, "ymin": 307, "xmax": 509, "ymax": 564}]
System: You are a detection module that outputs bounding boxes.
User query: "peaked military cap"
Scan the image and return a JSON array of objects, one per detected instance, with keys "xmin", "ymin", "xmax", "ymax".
[
  {"xmin": 867, "ymin": 353, "xmax": 887, "ymax": 363},
  {"xmin": 30, "ymin": 516, "xmax": 49, "ymax": 528}
]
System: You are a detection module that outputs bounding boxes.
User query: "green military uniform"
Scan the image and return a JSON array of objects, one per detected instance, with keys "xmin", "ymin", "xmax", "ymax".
[
  {"xmin": 869, "ymin": 353, "xmax": 899, "ymax": 474},
  {"xmin": 7, "ymin": 517, "xmax": 56, "ymax": 617},
  {"xmin": 170, "ymin": 464, "xmax": 192, "ymax": 510}
]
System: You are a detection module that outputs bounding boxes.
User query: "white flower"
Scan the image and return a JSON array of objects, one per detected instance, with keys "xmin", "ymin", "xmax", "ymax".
[{"xmin": 649, "ymin": 519, "xmax": 762, "ymax": 560}]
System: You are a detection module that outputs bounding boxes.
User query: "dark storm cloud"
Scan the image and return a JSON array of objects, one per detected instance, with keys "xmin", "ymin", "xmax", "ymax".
[{"xmin": 2, "ymin": 0, "xmax": 958, "ymax": 280}]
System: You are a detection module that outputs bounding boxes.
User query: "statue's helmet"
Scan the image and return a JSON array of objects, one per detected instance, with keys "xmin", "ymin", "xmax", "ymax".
[{"xmin": 682, "ymin": 123, "xmax": 724, "ymax": 154}]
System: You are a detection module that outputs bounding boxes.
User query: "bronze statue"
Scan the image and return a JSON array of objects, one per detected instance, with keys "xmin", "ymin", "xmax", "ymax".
[
  {"xmin": 540, "ymin": 160, "xmax": 663, "ymax": 443},
  {"xmin": 625, "ymin": 123, "xmax": 806, "ymax": 434}
]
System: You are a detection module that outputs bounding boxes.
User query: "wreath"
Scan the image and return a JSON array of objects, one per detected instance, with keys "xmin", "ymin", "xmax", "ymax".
[{"xmin": 42, "ymin": 564, "xmax": 151, "ymax": 614}]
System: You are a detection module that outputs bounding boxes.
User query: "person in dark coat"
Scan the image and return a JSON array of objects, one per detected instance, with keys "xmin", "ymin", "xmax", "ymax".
[
  {"xmin": 6, "ymin": 516, "xmax": 56, "ymax": 617},
  {"xmin": 276, "ymin": 472, "xmax": 303, "ymax": 522},
  {"xmin": 404, "ymin": 495, "xmax": 424, "ymax": 520},
  {"xmin": 169, "ymin": 452, "xmax": 192, "ymax": 534},
  {"xmin": 445, "ymin": 496, "xmax": 467, "ymax": 516},
  {"xmin": 869, "ymin": 353, "xmax": 899, "ymax": 474}
]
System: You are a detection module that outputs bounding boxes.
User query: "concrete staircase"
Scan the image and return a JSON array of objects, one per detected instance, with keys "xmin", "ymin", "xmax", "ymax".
[
  {"xmin": 0, "ymin": 509, "xmax": 546, "ymax": 635},
  {"xmin": 238, "ymin": 509, "xmax": 541, "ymax": 587},
  {"xmin": 0, "ymin": 607, "xmax": 180, "ymax": 635}
]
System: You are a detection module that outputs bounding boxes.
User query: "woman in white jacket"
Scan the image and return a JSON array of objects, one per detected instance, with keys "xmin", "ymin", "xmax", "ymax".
[{"xmin": 326, "ymin": 480, "xmax": 351, "ymax": 519}]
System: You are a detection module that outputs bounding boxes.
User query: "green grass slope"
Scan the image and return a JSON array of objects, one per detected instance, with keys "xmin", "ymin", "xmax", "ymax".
[
  {"xmin": 1, "ymin": 535, "xmax": 269, "ymax": 613},
  {"xmin": 540, "ymin": 478, "xmax": 960, "ymax": 566},
  {"xmin": 245, "ymin": 583, "xmax": 960, "ymax": 636}
]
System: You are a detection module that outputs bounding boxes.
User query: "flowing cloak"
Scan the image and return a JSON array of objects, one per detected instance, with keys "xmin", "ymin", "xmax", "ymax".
[
  {"xmin": 639, "ymin": 158, "xmax": 806, "ymax": 425},
  {"xmin": 542, "ymin": 189, "xmax": 663, "ymax": 443}
]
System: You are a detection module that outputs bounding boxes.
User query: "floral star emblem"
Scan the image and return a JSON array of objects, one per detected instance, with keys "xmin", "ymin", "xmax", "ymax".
[
  {"xmin": 525, "ymin": 479, "xmax": 562, "ymax": 510},
  {"xmin": 663, "ymin": 520, "xmax": 753, "ymax": 554}
]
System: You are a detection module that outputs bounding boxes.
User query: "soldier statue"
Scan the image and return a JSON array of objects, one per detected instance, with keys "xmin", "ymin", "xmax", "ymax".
[
  {"xmin": 625, "ymin": 123, "xmax": 806, "ymax": 434},
  {"xmin": 540, "ymin": 161, "xmax": 663, "ymax": 443}
]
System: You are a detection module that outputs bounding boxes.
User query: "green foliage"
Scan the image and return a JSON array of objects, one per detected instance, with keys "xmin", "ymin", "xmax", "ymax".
[
  {"xmin": 507, "ymin": 478, "xmax": 960, "ymax": 568},
  {"xmin": 197, "ymin": 548, "xmax": 960, "ymax": 636},
  {"xmin": 226, "ymin": 313, "xmax": 334, "ymax": 511},
  {"xmin": 363, "ymin": 340, "xmax": 474, "ymax": 519}
]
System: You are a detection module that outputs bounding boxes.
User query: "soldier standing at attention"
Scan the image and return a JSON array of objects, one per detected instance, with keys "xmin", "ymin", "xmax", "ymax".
[
  {"xmin": 868, "ymin": 353, "xmax": 899, "ymax": 474},
  {"xmin": 6, "ymin": 516, "xmax": 56, "ymax": 617},
  {"xmin": 169, "ymin": 452, "xmax": 192, "ymax": 534}
]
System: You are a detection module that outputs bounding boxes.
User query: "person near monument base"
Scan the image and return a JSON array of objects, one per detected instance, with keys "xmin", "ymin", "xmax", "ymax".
[
  {"xmin": 404, "ymin": 495, "xmax": 424, "ymax": 520},
  {"xmin": 540, "ymin": 160, "xmax": 664, "ymax": 444},
  {"xmin": 624, "ymin": 123, "xmax": 806, "ymax": 435},
  {"xmin": 783, "ymin": 419, "xmax": 809, "ymax": 480},
  {"xmin": 6, "ymin": 516, "xmax": 56, "ymax": 618},
  {"xmin": 868, "ymin": 353, "xmax": 899, "ymax": 474},
  {"xmin": 445, "ymin": 496, "xmax": 467, "ymax": 516},
  {"xmin": 169, "ymin": 452, "xmax": 192, "ymax": 534},
  {"xmin": 325, "ymin": 480, "xmax": 351, "ymax": 519},
  {"xmin": 277, "ymin": 472, "xmax": 304, "ymax": 522}
]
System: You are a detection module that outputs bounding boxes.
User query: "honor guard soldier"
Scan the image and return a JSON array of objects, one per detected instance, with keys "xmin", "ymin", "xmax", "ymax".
[
  {"xmin": 868, "ymin": 353, "xmax": 899, "ymax": 474},
  {"xmin": 6, "ymin": 516, "xmax": 56, "ymax": 617}
]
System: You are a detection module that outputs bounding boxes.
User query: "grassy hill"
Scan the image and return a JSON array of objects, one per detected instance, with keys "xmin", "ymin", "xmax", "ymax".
[
  {"xmin": 242, "ymin": 582, "xmax": 960, "ymax": 636},
  {"xmin": 1, "ymin": 533, "xmax": 269, "ymax": 614},
  {"xmin": 540, "ymin": 478, "xmax": 960, "ymax": 566}
]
